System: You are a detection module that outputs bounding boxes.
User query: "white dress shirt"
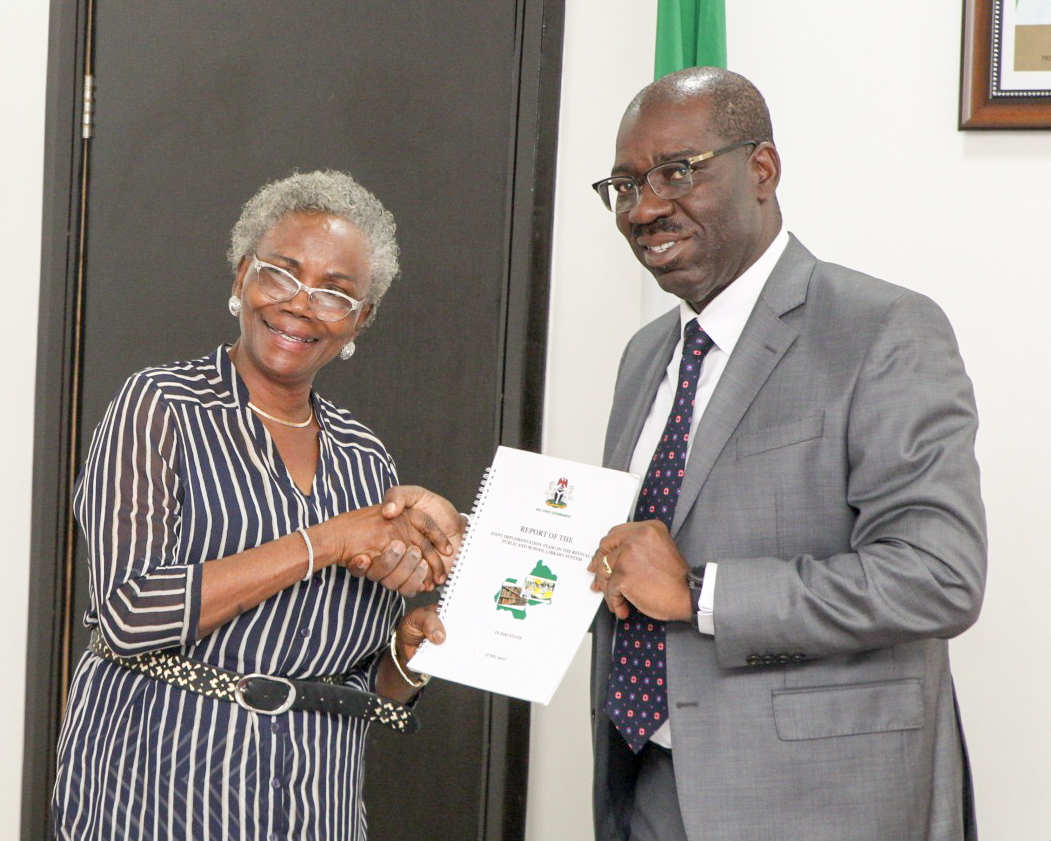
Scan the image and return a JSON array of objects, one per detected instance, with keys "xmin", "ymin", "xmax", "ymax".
[{"xmin": 627, "ymin": 228, "xmax": 790, "ymax": 748}]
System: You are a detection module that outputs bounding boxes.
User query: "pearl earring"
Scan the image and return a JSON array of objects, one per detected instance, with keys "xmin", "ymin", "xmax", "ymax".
[
  {"xmin": 339, "ymin": 341, "xmax": 356, "ymax": 361},
  {"xmin": 228, "ymin": 296, "xmax": 242, "ymax": 317}
]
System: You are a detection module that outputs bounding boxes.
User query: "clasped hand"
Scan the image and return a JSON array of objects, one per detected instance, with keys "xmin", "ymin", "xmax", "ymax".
[
  {"xmin": 340, "ymin": 485, "xmax": 464, "ymax": 596},
  {"xmin": 588, "ymin": 520, "xmax": 693, "ymax": 621}
]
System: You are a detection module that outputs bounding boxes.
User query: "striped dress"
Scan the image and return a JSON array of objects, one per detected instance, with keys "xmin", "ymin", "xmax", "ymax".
[{"xmin": 52, "ymin": 346, "xmax": 404, "ymax": 841}]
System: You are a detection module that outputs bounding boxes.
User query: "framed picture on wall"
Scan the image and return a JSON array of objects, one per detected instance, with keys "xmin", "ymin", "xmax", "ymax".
[{"xmin": 960, "ymin": 0, "xmax": 1051, "ymax": 128}]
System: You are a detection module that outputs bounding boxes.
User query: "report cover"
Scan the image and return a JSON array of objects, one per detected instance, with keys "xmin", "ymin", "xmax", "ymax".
[{"xmin": 409, "ymin": 446, "xmax": 640, "ymax": 704}]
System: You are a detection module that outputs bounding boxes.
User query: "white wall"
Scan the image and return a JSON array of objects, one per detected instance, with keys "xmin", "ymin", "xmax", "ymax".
[
  {"xmin": 534, "ymin": 1, "xmax": 1051, "ymax": 840},
  {"xmin": 0, "ymin": 0, "xmax": 49, "ymax": 837},
  {"xmin": 527, "ymin": 1, "xmax": 657, "ymax": 839}
]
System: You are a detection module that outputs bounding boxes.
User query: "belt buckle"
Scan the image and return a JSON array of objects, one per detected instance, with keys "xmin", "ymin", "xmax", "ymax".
[{"xmin": 234, "ymin": 674, "xmax": 297, "ymax": 715}]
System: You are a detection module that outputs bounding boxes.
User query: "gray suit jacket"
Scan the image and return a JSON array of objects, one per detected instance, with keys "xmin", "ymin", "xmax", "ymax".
[{"xmin": 591, "ymin": 235, "xmax": 986, "ymax": 841}]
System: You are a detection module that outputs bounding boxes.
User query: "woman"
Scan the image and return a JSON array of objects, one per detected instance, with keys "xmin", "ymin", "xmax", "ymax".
[{"xmin": 52, "ymin": 170, "xmax": 460, "ymax": 840}]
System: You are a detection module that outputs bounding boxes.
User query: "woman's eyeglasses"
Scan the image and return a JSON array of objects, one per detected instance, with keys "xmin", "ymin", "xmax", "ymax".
[{"xmin": 250, "ymin": 256, "xmax": 364, "ymax": 322}]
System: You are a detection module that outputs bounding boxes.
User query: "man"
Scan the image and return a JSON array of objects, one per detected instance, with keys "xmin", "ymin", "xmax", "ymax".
[{"xmin": 586, "ymin": 67, "xmax": 985, "ymax": 841}]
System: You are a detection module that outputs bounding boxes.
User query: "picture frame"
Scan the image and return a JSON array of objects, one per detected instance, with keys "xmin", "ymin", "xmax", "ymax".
[{"xmin": 960, "ymin": 0, "xmax": 1051, "ymax": 129}]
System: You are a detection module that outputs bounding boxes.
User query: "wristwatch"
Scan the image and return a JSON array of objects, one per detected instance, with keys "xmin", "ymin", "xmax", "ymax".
[{"xmin": 686, "ymin": 565, "xmax": 706, "ymax": 630}]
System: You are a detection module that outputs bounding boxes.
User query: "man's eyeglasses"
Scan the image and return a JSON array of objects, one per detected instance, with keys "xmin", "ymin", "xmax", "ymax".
[
  {"xmin": 591, "ymin": 140, "xmax": 758, "ymax": 213},
  {"xmin": 250, "ymin": 256, "xmax": 365, "ymax": 322}
]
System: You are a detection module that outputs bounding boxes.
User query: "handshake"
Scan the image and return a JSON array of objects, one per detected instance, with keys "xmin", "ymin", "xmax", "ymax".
[{"xmin": 334, "ymin": 485, "xmax": 466, "ymax": 598}]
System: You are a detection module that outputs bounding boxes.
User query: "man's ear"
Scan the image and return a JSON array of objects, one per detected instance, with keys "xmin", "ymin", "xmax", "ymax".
[{"xmin": 752, "ymin": 142, "xmax": 781, "ymax": 201}]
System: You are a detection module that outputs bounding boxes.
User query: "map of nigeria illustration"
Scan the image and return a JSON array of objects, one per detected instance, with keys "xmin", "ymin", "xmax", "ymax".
[{"xmin": 494, "ymin": 561, "xmax": 558, "ymax": 620}]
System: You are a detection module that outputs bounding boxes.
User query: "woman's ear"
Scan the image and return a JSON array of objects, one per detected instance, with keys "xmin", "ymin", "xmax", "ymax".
[
  {"xmin": 349, "ymin": 303, "xmax": 374, "ymax": 339},
  {"xmin": 231, "ymin": 256, "xmax": 250, "ymax": 298}
]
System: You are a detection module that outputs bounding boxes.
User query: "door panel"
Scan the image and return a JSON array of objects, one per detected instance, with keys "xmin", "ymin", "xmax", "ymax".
[{"xmin": 26, "ymin": 0, "xmax": 562, "ymax": 838}]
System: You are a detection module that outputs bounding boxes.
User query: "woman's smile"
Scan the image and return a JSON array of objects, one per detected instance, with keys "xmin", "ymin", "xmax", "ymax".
[{"xmin": 263, "ymin": 318, "xmax": 319, "ymax": 345}]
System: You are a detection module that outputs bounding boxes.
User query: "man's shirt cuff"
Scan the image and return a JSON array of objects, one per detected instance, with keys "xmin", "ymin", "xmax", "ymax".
[{"xmin": 694, "ymin": 562, "xmax": 717, "ymax": 635}]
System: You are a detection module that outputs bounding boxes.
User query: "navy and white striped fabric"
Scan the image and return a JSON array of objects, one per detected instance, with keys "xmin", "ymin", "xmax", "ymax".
[{"xmin": 52, "ymin": 346, "xmax": 404, "ymax": 840}]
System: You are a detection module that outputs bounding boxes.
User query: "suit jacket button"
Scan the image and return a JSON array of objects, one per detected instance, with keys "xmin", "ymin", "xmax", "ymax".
[
  {"xmin": 746, "ymin": 654, "xmax": 761, "ymax": 666},
  {"xmin": 778, "ymin": 654, "xmax": 790, "ymax": 664},
  {"xmin": 792, "ymin": 653, "xmax": 805, "ymax": 662}
]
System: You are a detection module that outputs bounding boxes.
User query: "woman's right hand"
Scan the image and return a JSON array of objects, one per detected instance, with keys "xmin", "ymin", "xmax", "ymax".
[
  {"xmin": 314, "ymin": 503, "xmax": 453, "ymax": 596},
  {"xmin": 348, "ymin": 486, "xmax": 465, "ymax": 594},
  {"xmin": 349, "ymin": 539, "xmax": 430, "ymax": 596},
  {"xmin": 198, "ymin": 505, "xmax": 444, "ymax": 637}
]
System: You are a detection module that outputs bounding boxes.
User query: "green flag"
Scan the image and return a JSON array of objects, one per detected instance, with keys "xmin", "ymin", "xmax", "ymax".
[{"xmin": 654, "ymin": 0, "xmax": 727, "ymax": 79}]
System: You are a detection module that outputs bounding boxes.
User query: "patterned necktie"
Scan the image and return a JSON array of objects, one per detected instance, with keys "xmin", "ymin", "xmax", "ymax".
[{"xmin": 606, "ymin": 319, "xmax": 714, "ymax": 753}]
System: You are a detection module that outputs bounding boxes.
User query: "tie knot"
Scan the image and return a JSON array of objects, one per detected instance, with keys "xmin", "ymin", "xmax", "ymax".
[{"xmin": 683, "ymin": 320, "xmax": 714, "ymax": 356}]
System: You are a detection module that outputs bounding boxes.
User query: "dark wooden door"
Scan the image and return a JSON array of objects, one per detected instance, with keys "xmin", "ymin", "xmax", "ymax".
[{"xmin": 25, "ymin": 0, "xmax": 563, "ymax": 838}]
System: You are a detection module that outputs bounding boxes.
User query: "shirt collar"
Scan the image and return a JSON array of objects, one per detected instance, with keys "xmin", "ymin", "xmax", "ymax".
[
  {"xmin": 679, "ymin": 227, "xmax": 790, "ymax": 354},
  {"xmin": 218, "ymin": 343, "xmax": 324, "ymax": 430}
]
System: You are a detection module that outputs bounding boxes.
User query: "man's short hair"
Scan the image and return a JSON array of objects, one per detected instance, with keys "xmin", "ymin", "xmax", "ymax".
[{"xmin": 631, "ymin": 67, "xmax": 774, "ymax": 146}]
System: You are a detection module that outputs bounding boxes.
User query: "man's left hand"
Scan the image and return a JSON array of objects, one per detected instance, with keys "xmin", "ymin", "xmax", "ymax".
[{"xmin": 589, "ymin": 521, "xmax": 693, "ymax": 621}]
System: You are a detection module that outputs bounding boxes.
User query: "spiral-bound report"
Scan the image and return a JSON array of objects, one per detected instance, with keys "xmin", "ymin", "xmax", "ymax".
[{"xmin": 408, "ymin": 445, "xmax": 640, "ymax": 704}]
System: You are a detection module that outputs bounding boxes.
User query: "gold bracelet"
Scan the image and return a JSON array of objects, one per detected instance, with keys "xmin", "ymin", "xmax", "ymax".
[{"xmin": 389, "ymin": 627, "xmax": 430, "ymax": 690}]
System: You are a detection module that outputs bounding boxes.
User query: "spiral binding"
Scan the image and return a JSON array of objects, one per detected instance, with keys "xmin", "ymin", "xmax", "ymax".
[{"xmin": 434, "ymin": 465, "xmax": 494, "ymax": 619}]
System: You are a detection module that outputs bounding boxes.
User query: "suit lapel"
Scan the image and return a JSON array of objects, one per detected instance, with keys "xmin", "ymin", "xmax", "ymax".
[
  {"xmin": 670, "ymin": 235, "xmax": 815, "ymax": 536},
  {"xmin": 607, "ymin": 310, "xmax": 680, "ymax": 472}
]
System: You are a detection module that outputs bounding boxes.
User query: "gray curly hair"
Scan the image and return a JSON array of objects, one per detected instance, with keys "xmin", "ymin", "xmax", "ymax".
[{"xmin": 228, "ymin": 170, "xmax": 400, "ymax": 327}]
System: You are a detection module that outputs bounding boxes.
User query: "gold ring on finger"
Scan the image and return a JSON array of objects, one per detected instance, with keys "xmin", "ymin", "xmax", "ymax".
[{"xmin": 602, "ymin": 556, "xmax": 613, "ymax": 576}]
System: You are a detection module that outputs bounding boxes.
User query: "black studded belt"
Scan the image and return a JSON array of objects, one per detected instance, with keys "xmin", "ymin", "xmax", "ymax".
[{"xmin": 89, "ymin": 631, "xmax": 418, "ymax": 734}]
